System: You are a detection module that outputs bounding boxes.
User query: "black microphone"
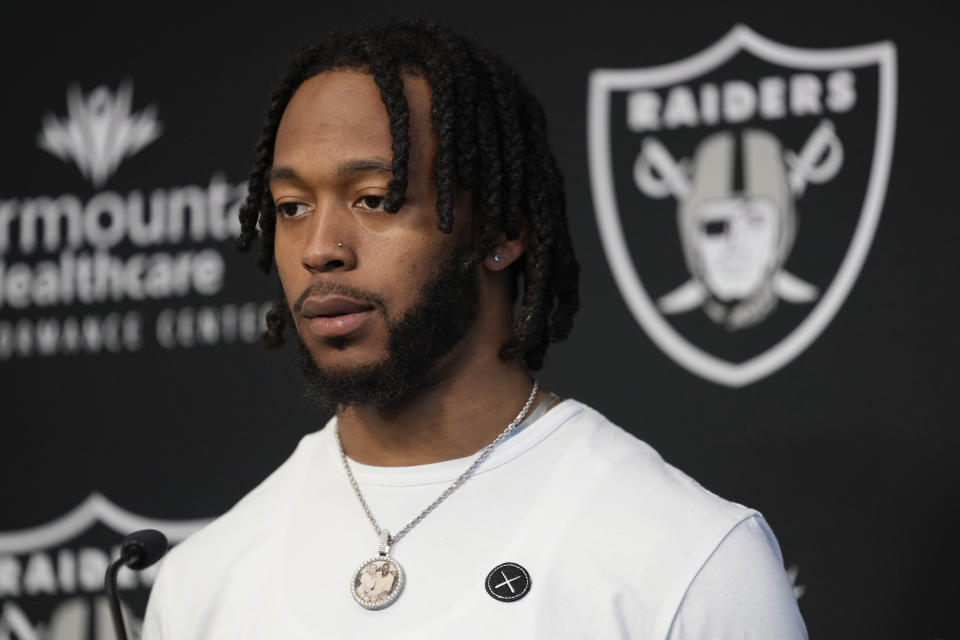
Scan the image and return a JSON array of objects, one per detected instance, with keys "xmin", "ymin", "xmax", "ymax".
[{"xmin": 105, "ymin": 529, "xmax": 169, "ymax": 640}]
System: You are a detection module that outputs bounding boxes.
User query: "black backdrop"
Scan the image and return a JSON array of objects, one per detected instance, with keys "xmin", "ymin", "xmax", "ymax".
[{"xmin": 1, "ymin": 3, "xmax": 956, "ymax": 639}]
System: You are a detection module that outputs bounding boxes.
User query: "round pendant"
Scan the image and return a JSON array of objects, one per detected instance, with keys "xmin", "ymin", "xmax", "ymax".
[{"xmin": 351, "ymin": 556, "xmax": 405, "ymax": 610}]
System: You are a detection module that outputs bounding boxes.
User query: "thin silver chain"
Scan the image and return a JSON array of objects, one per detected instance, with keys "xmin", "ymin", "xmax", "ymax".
[{"xmin": 337, "ymin": 380, "xmax": 540, "ymax": 549}]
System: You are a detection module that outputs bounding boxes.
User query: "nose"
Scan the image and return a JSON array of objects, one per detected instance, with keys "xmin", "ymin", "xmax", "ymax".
[
  {"xmin": 300, "ymin": 201, "xmax": 357, "ymax": 273},
  {"xmin": 724, "ymin": 215, "xmax": 744, "ymax": 251}
]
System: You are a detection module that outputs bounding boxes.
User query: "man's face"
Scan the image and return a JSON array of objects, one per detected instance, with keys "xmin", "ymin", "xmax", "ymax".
[
  {"xmin": 270, "ymin": 70, "xmax": 476, "ymax": 405},
  {"xmin": 692, "ymin": 196, "xmax": 780, "ymax": 301}
]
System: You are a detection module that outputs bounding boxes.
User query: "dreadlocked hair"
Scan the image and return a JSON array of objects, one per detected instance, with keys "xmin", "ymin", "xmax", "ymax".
[{"xmin": 236, "ymin": 19, "xmax": 579, "ymax": 371}]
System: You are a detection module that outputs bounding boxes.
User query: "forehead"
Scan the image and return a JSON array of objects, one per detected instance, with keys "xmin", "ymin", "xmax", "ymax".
[{"xmin": 273, "ymin": 70, "xmax": 434, "ymax": 173}]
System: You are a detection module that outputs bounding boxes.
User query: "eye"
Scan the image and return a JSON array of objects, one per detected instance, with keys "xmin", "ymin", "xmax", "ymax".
[
  {"xmin": 355, "ymin": 195, "xmax": 386, "ymax": 212},
  {"xmin": 746, "ymin": 212, "xmax": 768, "ymax": 227},
  {"xmin": 702, "ymin": 220, "xmax": 729, "ymax": 236},
  {"xmin": 276, "ymin": 202, "xmax": 311, "ymax": 218}
]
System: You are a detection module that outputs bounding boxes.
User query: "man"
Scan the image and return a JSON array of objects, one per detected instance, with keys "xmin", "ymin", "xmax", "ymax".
[
  {"xmin": 654, "ymin": 128, "xmax": 820, "ymax": 329},
  {"xmin": 143, "ymin": 21, "xmax": 807, "ymax": 639}
]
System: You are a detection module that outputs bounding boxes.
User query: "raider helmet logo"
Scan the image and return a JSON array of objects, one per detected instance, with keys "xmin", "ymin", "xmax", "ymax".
[{"xmin": 588, "ymin": 25, "xmax": 897, "ymax": 386}]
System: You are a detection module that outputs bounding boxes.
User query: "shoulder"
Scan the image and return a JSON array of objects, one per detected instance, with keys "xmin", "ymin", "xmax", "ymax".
[
  {"xmin": 169, "ymin": 427, "xmax": 324, "ymax": 561},
  {"xmin": 144, "ymin": 424, "xmax": 331, "ymax": 631},
  {"xmin": 555, "ymin": 400, "xmax": 753, "ymax": 535},
  {"xmin": 544, "ymin": 401, "xmax": 796, "ymax": 634}
]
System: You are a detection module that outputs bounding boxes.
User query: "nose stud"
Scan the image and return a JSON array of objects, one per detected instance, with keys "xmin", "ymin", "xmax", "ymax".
[{"xmin": 337, "ymin": 242, "xmax": 343, "ymax": 248}]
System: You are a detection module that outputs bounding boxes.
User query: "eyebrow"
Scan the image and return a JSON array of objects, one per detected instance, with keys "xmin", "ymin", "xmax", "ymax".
[
  {"xmin": 335, "ymin": 158, "xmax": 393, "ymax": 177},
  {"xmin": 268, "ymin": 159, "xmax": 393, "ymax": 184},
  {"xmin": 268, "ymin": 166, "xmax": 300, "ymax": 183}
]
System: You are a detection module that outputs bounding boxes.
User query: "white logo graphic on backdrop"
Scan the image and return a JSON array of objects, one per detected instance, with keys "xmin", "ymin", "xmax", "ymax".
[
  {"xmin": 588, "ymin": 25, "xmax": 897, "ymax": 386},
  {"xmin": 0, "ymin": 79, "xmax": 269, "ymax": 361},
  {"xmin": 37, "ymin": 82, "xmax": 163, "ymax": 188},
  {"xmin": 786, "ymin": 564, "xmax": 806, "ymax": 599},
  {"xmin": 0, "ymin": 493, "xmax": 208, "ymax": 640},
  {"xmin": 638, "ymin": 121, "xmax": 842, "ymax": 330}
]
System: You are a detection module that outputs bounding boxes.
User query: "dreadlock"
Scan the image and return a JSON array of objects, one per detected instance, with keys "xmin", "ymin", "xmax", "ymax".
[{"xmin": 236, "ymin": 19, "xmax": 579, "ymax": 371}]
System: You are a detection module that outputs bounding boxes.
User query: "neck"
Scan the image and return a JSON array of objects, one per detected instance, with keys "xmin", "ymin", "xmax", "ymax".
[{"xmin": 336, "ymin": 349, "xmax": 541, "ymax": 466}]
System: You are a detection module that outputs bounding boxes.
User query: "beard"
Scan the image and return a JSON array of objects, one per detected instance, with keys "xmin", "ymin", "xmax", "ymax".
[{"xmin": 288, "ymin": 243, "xmax": 481, "ymax": 409}]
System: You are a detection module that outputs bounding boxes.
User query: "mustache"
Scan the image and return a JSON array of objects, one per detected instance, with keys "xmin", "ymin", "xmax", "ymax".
[{"xmin": 291, "ymin": 281, "xmax": 386, "ymax": 315}]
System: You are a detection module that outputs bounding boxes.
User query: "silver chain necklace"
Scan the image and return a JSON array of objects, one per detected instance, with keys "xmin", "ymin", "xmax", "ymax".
[{"xmin": 337, "ymin": 380, "xmax": 540, "ymax": 610}]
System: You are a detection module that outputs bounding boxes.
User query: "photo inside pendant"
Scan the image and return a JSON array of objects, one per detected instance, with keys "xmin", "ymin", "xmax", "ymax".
[{"xmin": 355, "ymin": 559, "xmax": 401, "ymax": 605}]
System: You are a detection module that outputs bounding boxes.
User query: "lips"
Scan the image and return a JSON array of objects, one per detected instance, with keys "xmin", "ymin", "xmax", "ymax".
[
  {"xmin": 301, "ymin": 296, "xmax": 375, "ymax": 319},
  {"xmin": 300, "ymin": 296, "xmax": 376, "ymax": 339}
]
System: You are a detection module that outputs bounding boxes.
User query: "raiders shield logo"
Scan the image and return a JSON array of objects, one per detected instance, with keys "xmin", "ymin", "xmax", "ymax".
[
  {"xmin": 588, "ymin": 25, "xmax": 897, "ymax": 386},
  {"xmin": 0, "ymin": 493, "xmax": 208, "ymax": 639}
]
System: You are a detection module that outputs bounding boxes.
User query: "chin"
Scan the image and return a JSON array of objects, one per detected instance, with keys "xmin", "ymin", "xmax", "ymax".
[
  {"xmin": 295, "ymin": 348, "xmax": 416, "ymax": 409},
  {"xmin": 305, "ymin": 338, "xmax": 389, "ymax": 367}
]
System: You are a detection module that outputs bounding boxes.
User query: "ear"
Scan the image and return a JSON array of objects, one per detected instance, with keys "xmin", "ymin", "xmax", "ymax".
[{"xmin": 483, "ymin": 229, "xmax": 528, "ymax": 272}]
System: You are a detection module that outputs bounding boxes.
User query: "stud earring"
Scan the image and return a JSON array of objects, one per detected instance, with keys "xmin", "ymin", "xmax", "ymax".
[{"xmin": 493, "ymin": 254, "xmax": 502, "ymax": 263}]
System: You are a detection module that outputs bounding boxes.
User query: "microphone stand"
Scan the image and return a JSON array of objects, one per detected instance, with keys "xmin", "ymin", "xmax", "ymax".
[
  {"xmin": 105, "ymin": 529, "xmax": 169, "ymax": 640},
  {"xmin": 105, "ymin": 551, "xmax": 137, "ymax": 640}
]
